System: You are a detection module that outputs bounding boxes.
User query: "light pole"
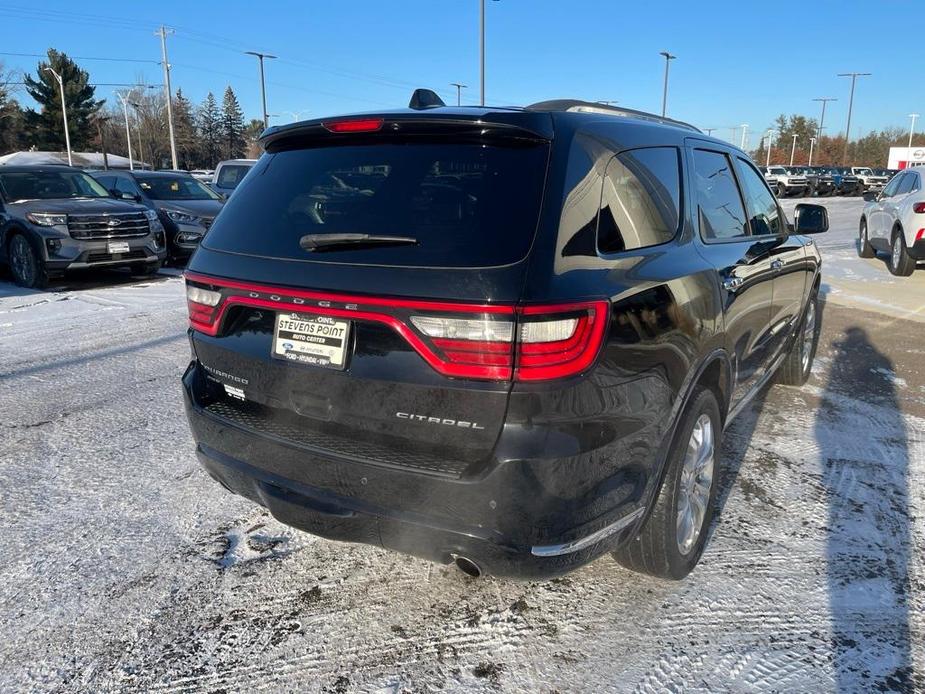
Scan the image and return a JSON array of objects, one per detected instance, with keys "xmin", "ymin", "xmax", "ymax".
[
  {"xmin": 837, "ymin": 72, "xmax": 871, "ymax": 164},
  {"xmin": 908, "ymin": 113, "xmax": 919, "ymax": 161},
  {"xmin": 659, "ymin": 51, "xmax": 676, "ymax": 118},
  {"xmin": 115, "ymin": 91, "xmax": 134, "ymax": 170},
  {"xmin": 157, "ymin": 26, "xmax": 178, "ymax": 170},
  {"xmin": 812, "ymin": 97, "xmax": 837, "ymax": 140},
  {"xmin": 246, "ymin": 51, "xmax": 277, "ymax": 129},
  {"xmin": 479, "ymin": 0, "xmax": 499, "ymax": 106},
  {"xmin": 765, "ymin": 129, "xmax": 776, "ymax": 167},
  {"xmin": 808, "ymin": 137, "xmax": 816, "ymax": 166},
  {"xmin": 129, "ymin": 101, "xmax": 146, "ymax": 169},
  {"xmin": 703, "ymin": 128, "xmax": 716, "ymax": 136},
  {"xmin": 43, "ymin": 67, "xmax": 72, "ymax": 166},
  {"xmin": 789, "ymin": 134, "xmax": 798, "ymax": 166},
  {"xmin": 450, "ymin": 82, "xmax": 468, "ymax": 106},
  {"xmin": 740, "ymin": 124, "xmax": 749, "ymax": 150}
]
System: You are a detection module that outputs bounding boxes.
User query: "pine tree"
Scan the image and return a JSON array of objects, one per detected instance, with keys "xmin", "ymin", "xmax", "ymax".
[
  {"xmin": 244, "ymin": 118, "xmax": 264, "ymax": 158},
  {"xmin": 173, "ymin": 88, "xmax": 199, "ymax": 169},
  {"xmin": 197, "ymin": 91, "xmax": 221, "ymax": 167},
  {"xmin": 221, "ymin": 85, "xmax": 245, "ymax": 160},
  {"xmin": 23, "ymin": 49, "xmax": 103, "ymax": 151}
]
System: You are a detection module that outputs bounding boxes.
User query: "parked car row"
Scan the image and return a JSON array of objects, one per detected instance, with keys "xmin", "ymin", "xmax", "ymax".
[
  {"xmin": 0, "ymin": 157, "xmax": 263, "ymax": 288},
  {"xmin": 758, "ymin": 165, "xmax": 899, "ymax": 197}
]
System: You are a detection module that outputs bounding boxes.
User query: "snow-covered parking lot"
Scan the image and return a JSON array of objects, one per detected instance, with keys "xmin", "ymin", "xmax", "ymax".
[{"xmin": 2, "ymin": 198, "xmax": 924, "ymax": 692}]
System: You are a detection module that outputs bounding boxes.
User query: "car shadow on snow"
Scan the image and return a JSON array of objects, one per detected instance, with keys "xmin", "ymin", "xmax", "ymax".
[
  {"xmin": 708, "ymin": 302, "xmax": 917, "ymax": 690},
  {"xmin": 814, "ymin": 326, "xmax": 916, "ymax": 690},
  {"xmin": 0, "ymin": 265, "xmax": 172, "ymax": 298}
]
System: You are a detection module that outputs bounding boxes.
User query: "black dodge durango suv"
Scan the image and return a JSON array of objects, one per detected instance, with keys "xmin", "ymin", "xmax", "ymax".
[{"xmin": 182, "ymin": 96, "xmax": 828, "ymax": 580}]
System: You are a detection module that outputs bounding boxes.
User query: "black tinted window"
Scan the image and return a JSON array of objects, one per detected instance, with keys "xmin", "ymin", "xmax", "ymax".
[
  {"xmin": 135, "ymin": 175, "xmax": 220, "ymax": 200},
  {"xmin": 692, "ymin": 150, "xmax": 748, "ymax": 240},
  {"xmin": 598, "ymin": 147, "xmax": 681, "ymax": 253},
  {"xmin": 735, "ymin": 158, "xmax": 783, "ymax": 236},
  {"xmin": 204, "ymin": 143, "xmax": 549, "ymax": 267}
]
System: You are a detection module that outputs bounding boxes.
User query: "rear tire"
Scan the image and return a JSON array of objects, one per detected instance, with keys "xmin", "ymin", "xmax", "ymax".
[
  {"xmin": 613, "ymin": 386, "xmax": 720, "ymax": 580},
  {"xmin": 858, "ymin": 218, "xmax": 875, "ymax": 258},
  {"xmin": 8, "ymin": 233, "xmax": 49, "ymax": 289},
  {"xmin": 778, "ymin": 290, "xmax": 820, "ymax": 386},
  {"xmin": 889, "ymin": 229, "xmax": 915, "ymax": 276}
]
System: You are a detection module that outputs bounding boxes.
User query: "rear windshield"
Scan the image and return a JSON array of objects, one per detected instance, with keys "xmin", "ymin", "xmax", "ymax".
[
  {"xmin": 203, "ymin": 143, "xmax": 549, "ymax": 267},
  {"xmin": 135, "ymin": 175, "xmax": 221, "ymax": 201},
  {"xmin": 216, "ymin": 164, "xmax": 253, "ymax": 189}
]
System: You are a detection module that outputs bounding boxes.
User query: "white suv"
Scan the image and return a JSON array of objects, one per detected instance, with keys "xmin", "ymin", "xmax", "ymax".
[{"xmin": 859, "ymin": 168, "xmax": 925, "ymax": 275}]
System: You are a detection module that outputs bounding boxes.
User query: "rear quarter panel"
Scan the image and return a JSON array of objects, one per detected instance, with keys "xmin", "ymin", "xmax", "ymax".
[{"xmin": 499, "ymin": 119, "xmax": 724, "ymax": 532}]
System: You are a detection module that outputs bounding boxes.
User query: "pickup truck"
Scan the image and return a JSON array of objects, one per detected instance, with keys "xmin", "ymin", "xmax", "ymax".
[
  {"xmin": 851, "ymin": 166, "xmax": 889, "ymax": 193},
  {"xmin": 787, "ymin": 166, "xmax": 835, "ymax": 197},
  {"xmin": 825, "ymin": 167, "xmax": 863, "ymax": 196},
  {"xmin": 760, "ymin": 165, "xmax": 808, "ymax": 197}
]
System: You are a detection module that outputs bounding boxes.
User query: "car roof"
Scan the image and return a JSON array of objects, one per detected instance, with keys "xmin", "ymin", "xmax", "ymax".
[
  {"xmin": 261, "ymin": 93, "xmax": 714, "ymax": 145},
  {"xmin": 0, "ymin": 165, "xmax": 82, "ymax": 173}
]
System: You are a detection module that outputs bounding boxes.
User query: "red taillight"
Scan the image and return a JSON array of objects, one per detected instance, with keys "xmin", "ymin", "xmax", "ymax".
[
  {"xmin": 515, "ymin": 302, "xmax": 609, "ymax": 381},
  {"xmin": 916, "ymin": 229, "xmax": 925, "ymax": 242},
  {"xmin": 913, "ymin": 202, "xmax": 925, "ymax": 214},
  {"xmin": 185, "ymin": 281, "xmax": 223, "ymax": 335},
  {"xmin": 322, "ymin": 118, "xmax": 384, "ymax": 133},
  {"xmin": 184, "ymin": 273, "xmax": 608, "ymax": 382}
]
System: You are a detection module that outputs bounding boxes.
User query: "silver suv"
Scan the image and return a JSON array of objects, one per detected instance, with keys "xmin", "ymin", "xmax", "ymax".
[{"xmin": 0, "ymin": 166, "xmax": 166, "ymax": 288}]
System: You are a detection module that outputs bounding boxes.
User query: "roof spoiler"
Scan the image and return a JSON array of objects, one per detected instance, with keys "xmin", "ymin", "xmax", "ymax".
[
  {"xmin": 409, "ymin": 89, "xmax": 446, "ymax": 110},
  {"xmin": 526, "ymin": 99, "xmax": 701, "ymax": 132}
]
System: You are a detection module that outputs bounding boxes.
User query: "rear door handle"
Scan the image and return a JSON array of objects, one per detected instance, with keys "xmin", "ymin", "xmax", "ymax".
[
  {"xmin": 770, "ymin": 259, "xmax": 783, "ymax": 271},
  {"xmin": 722, "ymin": 277, "xmax": 744, "ymax": 291}
]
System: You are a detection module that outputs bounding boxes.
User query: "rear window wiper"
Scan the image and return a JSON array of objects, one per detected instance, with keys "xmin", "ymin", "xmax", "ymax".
[{"xmin": 299, "ymin": 233, "xmax": 418, "ymax": 252}]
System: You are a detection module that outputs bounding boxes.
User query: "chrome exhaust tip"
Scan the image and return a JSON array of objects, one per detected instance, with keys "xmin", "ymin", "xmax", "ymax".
[{"xmin": 452, "ymin": 555, "xmax": 482, "ymax": 578}]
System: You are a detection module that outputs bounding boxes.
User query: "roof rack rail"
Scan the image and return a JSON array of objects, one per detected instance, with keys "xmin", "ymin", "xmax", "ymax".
[{"xmin": 524, "ymin": 99, "xmax": 701, "ymax": 133}]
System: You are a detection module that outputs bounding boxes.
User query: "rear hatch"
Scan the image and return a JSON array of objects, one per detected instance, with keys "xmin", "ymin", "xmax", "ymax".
[{"xmin": 186, "ymin": 111, "xmax": 577, "ymax": 477}]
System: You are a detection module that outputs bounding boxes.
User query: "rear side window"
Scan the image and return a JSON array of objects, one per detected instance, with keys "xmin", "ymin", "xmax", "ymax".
[
  {"xmin": 895, "ymin": 172, "xmax": 915, "ymax": 195},
  {"xmin": 735, "ymin": 158, "xmax": 783, "ymax": 236},
  {"xmin": 204, "ymin": 143, "xmax": 549, "ymax": 267},
  {"xmin": 217, "ymin": 165, "xmax": 252, "ymax": 188},
  {"xmin": 597, "ymin": 147, "xmax": 681, "ymax": 253},
  {"xmin": 692, "ymin": 149, "xmax": 748, "ymax": 241}
]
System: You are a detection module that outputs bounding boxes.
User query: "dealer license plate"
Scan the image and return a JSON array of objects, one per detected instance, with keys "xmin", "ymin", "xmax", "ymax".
[
  {"xmin": 108, "ymin": 241, "xmax": 130, "ymax": 254},
  {"xmin": 272, "ymin": 312, "xmax": 351, "ymax": 370}
]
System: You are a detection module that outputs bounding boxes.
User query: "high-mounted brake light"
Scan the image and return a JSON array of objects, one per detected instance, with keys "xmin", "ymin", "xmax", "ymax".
[
  {"xmin": 322, "ymin": 118, "xmax": 384, "ymax": 133},
  {"xmin": 184, "ymin": 274, "xmax": 608, "ymax": 382},
  {"xmin": 913, "ymin": 202, "xmax": 925, "ymax": 214}
]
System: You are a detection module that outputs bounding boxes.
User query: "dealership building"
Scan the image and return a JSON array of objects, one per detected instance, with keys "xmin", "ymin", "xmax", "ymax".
[{"xmin": 887, "ymin": 146, "xmax": 925, "ymax": 169}]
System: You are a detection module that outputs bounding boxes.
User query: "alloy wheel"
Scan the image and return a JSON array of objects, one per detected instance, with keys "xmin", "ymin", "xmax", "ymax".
[
  {"xmin": 676, "ymin": 413, "xmax": 715, "ymax": 556},
  {"xmin": 892, "ymin": 235, "xmax": 902, "ymax": 271},
  {"xmin": 10, "ymin": 236, "xmax": 35, "ymax": 287}
]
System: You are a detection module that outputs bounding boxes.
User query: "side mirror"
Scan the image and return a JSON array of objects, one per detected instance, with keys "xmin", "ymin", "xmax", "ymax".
[
  {"xmin": 794, "ymin": 203, "xmax": 828, "ymax": 234},
  {"xmin": 862, "ymin": 191, "xmax": 879, "ymax": 202}
]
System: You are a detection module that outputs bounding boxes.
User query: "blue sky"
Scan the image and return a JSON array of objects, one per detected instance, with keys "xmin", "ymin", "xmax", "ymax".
[{"xmin": 1, "ymin": 1, "xmax": 922, "ymax": 147}]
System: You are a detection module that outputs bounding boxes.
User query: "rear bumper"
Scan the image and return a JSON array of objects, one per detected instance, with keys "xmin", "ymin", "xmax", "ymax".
[
  {"xmin": 182, "ymin": 361, "xmax": 647, "ymax": 579},
  {"xmin": 909, "ymin": 238, "xmax": 925, "ymax": 260}
]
